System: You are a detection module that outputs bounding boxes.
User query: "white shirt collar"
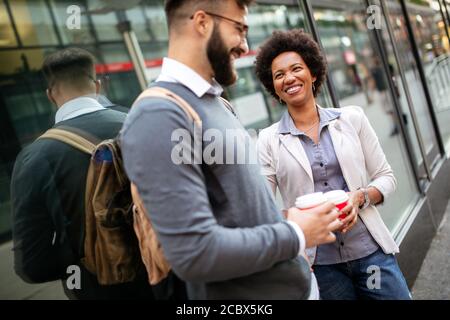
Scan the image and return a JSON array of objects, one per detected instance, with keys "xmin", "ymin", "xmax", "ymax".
[
  {"xmin": 155, "ymin": 57, "xmax": 223, "ymax": 97},
  {"xmin": 55, "ymin": 96, "xmax": 106, "ymax": 124}
]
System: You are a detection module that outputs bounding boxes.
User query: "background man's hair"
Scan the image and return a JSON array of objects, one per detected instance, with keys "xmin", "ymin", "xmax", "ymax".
[
  {"xmin": 42, "ymin": 47, "xmax": 96, "ymax": 91},
  {"xmin": 164, "ymin": 0, "xmax": 254, "ymax": 30}
]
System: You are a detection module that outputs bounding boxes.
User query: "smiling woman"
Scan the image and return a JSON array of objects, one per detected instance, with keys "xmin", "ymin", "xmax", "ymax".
[
  {"xmin": 255, "ymin": 29, "xmax": 411, "ymax": 300},
  {"xmin": 271, "ymin": 52, "xmax": 317, "ymax": 120}
]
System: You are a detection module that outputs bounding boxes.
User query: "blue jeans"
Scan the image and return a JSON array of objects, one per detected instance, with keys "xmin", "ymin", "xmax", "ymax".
[{"xmin": 313, "ymin": 248, "xmax": 412, "ymax": 300}]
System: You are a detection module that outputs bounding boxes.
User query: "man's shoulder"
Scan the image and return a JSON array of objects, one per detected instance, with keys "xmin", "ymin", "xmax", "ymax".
[
  {"xmin": 125, "ymin": 95, "xmax": 192, "ymax": 128},
  {"xmin": 12, "ymin": 137, "xmax": 62, "ymax": 177}
]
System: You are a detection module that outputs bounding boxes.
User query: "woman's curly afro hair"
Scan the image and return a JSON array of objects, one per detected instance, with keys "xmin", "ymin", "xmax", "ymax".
[{"xmin": 254, "ymin": 29, "xmax": 327, "ymax": 102}]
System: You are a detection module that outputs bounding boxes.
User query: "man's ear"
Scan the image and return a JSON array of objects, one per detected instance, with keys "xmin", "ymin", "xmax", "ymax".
[
  {"xmin": 191, "ymin": 10, "xmax": 212, "ymax": 36},
  {"xmin": 46, "ymin": 88, "xmax": 57, "ymax": 105}
]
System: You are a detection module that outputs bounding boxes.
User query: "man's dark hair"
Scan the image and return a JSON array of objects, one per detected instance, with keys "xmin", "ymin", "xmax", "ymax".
[
  {"xmin": 42, "ymin": 47, "xmax": 96, "ymax": 91},
  {"xmin": 164, "ymin": 0, "xmax": 254, "ymax": 30},
  {"xmin": 255, "ymin": 29, "xmax": 327, "ymax": 101}
]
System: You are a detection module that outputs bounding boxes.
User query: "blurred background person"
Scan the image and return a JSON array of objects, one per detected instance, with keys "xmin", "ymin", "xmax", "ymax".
[{"xmin": 10, "ymin": 47, "xmax": 153, "ymax": 300}]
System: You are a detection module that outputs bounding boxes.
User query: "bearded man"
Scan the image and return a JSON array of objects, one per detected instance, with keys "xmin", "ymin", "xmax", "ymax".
[{"xmin": 120, "ymin": 0, "xmax": 342, "ymax": 300}]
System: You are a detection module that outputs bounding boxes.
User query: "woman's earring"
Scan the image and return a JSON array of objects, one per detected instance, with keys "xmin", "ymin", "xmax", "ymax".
[
  {"xmin": 279, "ymin": 97, "xmax": 283, "ymax": 104},
  {"xmin": 312, "ymin": 82, "xmax": 316, "ymax": 93}
]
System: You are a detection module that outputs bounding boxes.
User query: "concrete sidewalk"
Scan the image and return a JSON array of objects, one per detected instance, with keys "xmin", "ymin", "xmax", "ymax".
[
  {"xmin": 411, "ymin": 201, "xmax": 450, "ymax": 299},
  {"xmin": 1, "ymin": 202, "xmax": 449, "ymax": 300},
  {"xmin": 0, "ymin": 241, "xmax": 66, "ymax": 300}
]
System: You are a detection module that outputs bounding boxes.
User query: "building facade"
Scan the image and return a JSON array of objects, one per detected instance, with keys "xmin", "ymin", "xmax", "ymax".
[{"xmin": 1, "ymin": 0, "xmax": 450, "ymax": 287}]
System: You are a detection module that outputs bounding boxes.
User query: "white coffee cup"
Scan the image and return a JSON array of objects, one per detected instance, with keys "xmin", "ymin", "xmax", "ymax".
[{"xmin": 295, "ymin": 192, "xmax": 328, "ymax": 210}]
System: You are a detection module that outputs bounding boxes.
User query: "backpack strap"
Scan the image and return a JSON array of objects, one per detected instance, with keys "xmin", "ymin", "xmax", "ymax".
[
  {"xmin": 133, "ymin": 86, "xmax": 202, "ymax": 126},
  {"xmin": 38, "ymin": 128, "xmax": 96, "ymax": 155}
]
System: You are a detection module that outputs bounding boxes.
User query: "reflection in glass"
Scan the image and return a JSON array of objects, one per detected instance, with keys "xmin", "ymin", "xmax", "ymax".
[
  {"xmin": 90, "ymin": 11, "xmax": 121, "ymax": 41},
  {"xmin": 0, "ymin": 2, "xmax": 17, "ymax": 47},
  {"xmin": 405, "ymin": 0, "xmax": 450, "ymax": 154},
  {"xmin": 138, "ymin": 1, "xmax": 169, "ymax": 61},
  {"xmin": 386, "ymin": 0, "xmax": 440, "ymax": 169},
  {"xmin": 141, "ymin": 0, "xmax": 169, "ymax": 42},
  {"xmin": 97, "ymin": 44, "xmax": 141, "ymax": 107},
  {"xmin": 49, "ymin": 0, "xmax": 94, "ymax": 45},
  {"xmin": 10, "ymin": 0, "xmax": 59, "ymax": 46}
]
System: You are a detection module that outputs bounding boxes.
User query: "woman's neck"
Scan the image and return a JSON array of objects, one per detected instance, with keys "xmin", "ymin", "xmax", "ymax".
[{"xmin": 287, "ymin": 100, "xmax": 319, "ymax": 128}]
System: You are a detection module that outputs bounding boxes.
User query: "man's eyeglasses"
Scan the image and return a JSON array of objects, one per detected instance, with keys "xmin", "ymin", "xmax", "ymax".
[{"xmin": 190, "ymin": 11, "xmax": 249, "ymax": 37}]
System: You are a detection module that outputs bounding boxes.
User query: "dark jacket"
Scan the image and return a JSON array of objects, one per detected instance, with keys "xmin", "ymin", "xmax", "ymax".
[{"xmin": 11, "ymin": 108, "xmax": 154, "ymax": 299}]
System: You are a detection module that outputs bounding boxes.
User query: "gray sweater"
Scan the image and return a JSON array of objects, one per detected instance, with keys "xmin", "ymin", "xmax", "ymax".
[{"xmin": 121, "ymin": 82, "xmax": 311, "ymax": 299}]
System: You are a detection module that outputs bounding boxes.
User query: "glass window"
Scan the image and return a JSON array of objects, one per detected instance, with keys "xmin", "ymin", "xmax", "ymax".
[
  {"xmin": 374, "ymin": 4, "xmax": 427, "ymax": 183},
  {"xmin": 0, "ymin": 47, "xmax": 57, "ymax": 239},
  {"xmin": 90, "ymin": 11, "xmax": 121, "ymax": 42},
  {"xmin": 95, "ymin": 44, "xmax": 141, "ymax": 107},
  {"xmin": 0, "ymin": 49, "xmax": 56, "ymax": 146},
  {"xmin": 405, "ymin": 0, "xmax": 450, "ymax": 154},
  {"xmin": 48, "ymin": 0, "xmax": 94, "ymax": 45},
  {"xmin": 10, "ymin": 0, "xmax": 59, "ymax": 46},
  {"xmin": 100, "ymin": 43, "xmax": 130, "ymax": 63},
  {"xmin": 386, "ymin": 0, "xmax": 441, "ymax": 170},
  {"xmin": 247, "ymin": 4, "xmax": 306, "ymax": 50},
  {"xmin": 141, "ymin": 42, "xmax": 167, "ymax": 63},
  {"xmin": 312, "ymin": 0, "xmax": 420, "ymax": 233},
  {"xmin": 141, "ymin": 0, "xmax": 169, "ymax": 42},
  {"xmin": 0, "ymin": 1, "xmax": 17, "ymax": 47},
  {"xmin": 124, "ymin": 5, "xmax": 151, "ymax": 42}
]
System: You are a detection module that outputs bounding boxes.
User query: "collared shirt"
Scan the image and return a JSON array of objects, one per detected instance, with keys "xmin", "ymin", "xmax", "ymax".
[
  {"xmin": 278, "ymin": 107, "xmax": 379, "ymax": 265},
  {"xmin": 156, "ymin": 57, "xmax": 308, "ymax": 258},
  {"xmin": 156, "ymin": 57, "xmax": 223, "ymax": 97},
  {"xmin": 147, "ymin": 59, "xmax": 316, "ymax": 298},
  {"xmin": 55, "ymin": 96, "xmax": 105, "ymax": 124}
]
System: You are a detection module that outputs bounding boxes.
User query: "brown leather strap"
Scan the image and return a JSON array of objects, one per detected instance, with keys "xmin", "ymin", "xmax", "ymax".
[
  {"xmin": 38, "ymin": 128, "xmax": 96, "ymax": 154},
  {"xmin": 133, "ymin": 87, "xmax": 202, "ymax": 126}
]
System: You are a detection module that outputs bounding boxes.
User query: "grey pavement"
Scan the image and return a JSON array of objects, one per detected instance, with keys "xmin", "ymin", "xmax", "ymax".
[
  {"xmin": 411, "ymin": 200, "xmax": 450, "ymax": 300},
  {"xmin": 0, "ymin": 201, "xmax": 449, "ymax": 300},
  {"xmin": 0, "ymin": 241, "xmax": 66, "ymax": 300}
]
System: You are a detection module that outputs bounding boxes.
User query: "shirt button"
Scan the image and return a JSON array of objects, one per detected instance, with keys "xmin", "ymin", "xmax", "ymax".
[
  {"xmin": 324, "ymin": 182, "xmax": 328, "ymax": 186},
  {"xmin": 340, "ymin": 242, "xmax": 344, "ymax": 246},
  {"xmin": 320, "ymin": 163, "xmax": 324, "ymax": 167}
]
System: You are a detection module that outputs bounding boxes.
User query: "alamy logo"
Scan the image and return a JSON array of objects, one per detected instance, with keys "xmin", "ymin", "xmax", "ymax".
[
  {"xmin": 171, "ymin": 126, "xmax": 259, "ymax": 165},
  {"xmin": 66, "ymin": 5, "xmax": 81, "ymax": 30},
  {"xmin": 66, "ymin": 265, "xmax": 81, "ymax": 290},
  {"xmin": 366, "ymin": 265, "xmax": 381, "ymax": 290},
  {"xmin": 367, "ymin": 5, "xmax": 382, "ymax": 30}
]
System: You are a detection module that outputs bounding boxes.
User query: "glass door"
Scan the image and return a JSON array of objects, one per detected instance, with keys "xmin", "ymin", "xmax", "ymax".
[{"xmin": 383, "ymin": 0, "xmax": 442, "ymax": 171}]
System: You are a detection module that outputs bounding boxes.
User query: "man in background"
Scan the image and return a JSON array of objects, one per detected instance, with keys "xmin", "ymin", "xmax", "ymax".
[{"xmin": 11, "ymin": 47, "xmax": 153, "ymax": 299}]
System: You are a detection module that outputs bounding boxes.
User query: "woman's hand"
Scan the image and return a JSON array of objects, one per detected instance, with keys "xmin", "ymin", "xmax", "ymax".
[{"xmin": 338, "ymin": 191, "xmax": 362, "ymax": 233}]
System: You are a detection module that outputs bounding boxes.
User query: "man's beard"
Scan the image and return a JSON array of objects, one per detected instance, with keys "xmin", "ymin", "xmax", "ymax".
[{"xmin": 207, "ymin": 25, "xmax": 242, "ymax": 86}]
